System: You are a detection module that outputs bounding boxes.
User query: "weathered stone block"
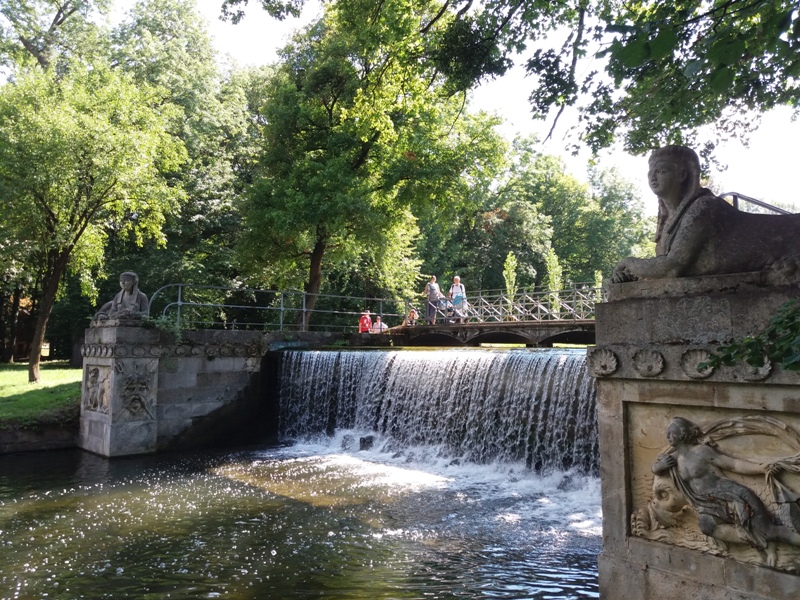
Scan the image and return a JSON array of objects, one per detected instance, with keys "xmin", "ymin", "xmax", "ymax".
[
  {"xmin": 158, "ymin": 370, "xmax": 198, "ymax": 390},
  {"xmin": 595, "ymin": 278, "xmax": 800, "ymax": 599},
  {"xmin": 196, "ymin": 371, "xmax": 251, "ymax": 388}
]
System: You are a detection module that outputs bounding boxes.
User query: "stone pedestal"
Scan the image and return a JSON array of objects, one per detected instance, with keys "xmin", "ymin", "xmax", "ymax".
[
  {"xmin": 593, "ymin": 273, "xmax": 800, "ymax": 600},
  {"xmin": 79, "ymin": 321, "xmax": 160, "ymax": 457},
  {"xmin": 79, "ymin": 324, "xmax": 269, "ymax": 457}
]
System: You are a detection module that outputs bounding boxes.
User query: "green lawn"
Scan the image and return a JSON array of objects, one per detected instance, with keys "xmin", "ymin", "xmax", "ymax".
[{"xmin": 0, "ymin": 361, "xmax": 82, "ymax": 428}]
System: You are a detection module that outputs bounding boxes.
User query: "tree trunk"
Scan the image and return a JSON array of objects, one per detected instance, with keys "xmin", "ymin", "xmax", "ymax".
[
  {"xmin": 0, "ymin": 288, "xmax": 6, "ymax": 362},
  {"xmin": 3, "ymin": 287, "xmax": 22, "ymax": 363},
  {"xmin": 28, "ymin": 252, "xmax": 69, "ymax": 382},
  {"xmin": 300, "ymin": 238, "xmax": 327, "ymax": 331}
]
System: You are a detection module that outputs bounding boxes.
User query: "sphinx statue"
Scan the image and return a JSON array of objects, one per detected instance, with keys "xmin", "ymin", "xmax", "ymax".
[
  {"xmin": 612, "ymin": 145, "xmax": 800, "ymax": 283},
  {"xmin": 94, "ymin": 272, "xmax": 149, "ymax": 320}
]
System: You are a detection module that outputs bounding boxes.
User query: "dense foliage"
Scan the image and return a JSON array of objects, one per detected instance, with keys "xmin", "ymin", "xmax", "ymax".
[
  {"xmin": 0, "ymin": 63, "xmax": 185, "ymax": 380},
  {"xmin": 221, "ymin": 0, "xmax": 800, "ymax": 163},
  {"xmin": 0, "ymin": 0, "xmax": 655, "ymax": 371}
]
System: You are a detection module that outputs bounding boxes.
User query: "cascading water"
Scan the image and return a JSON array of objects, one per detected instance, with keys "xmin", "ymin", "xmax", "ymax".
[
  {"xmin": 278, "ymin": 348, "xmax": 598, "ymax": 473},
  {"xmin": 0, "ymin": 348, "xmax": 602, "ymax": 598}
]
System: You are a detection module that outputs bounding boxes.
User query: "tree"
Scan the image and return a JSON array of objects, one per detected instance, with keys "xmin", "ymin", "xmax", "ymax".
[
  {"xmin": 0, "ymin": 0, "xmax": 111, "ymax": 71},
  {"xmin": 221, "ymin": 0, "xmax": 800, "ymax": 160},
  {"xmin": 449, "ymin": 0, "xmax": 800, "ymax": 158},
  {"xmin": 102, "ymin": 0, "xmax": 256, "ymax": 293},
  {"xmin": 238, "ymin": 1, "xmax": 505, "ymax": 327},
  {"xmin": 544, "ymin": 246, "xmax": 563, "ymax": 312},
  {"xmin": 495, "ymin": 137, "xmax": 653, "ymax": 283},
  {"xmin": 0, "ymin": 223, "xmax": 35, "ymax": 361},
  {"xmin": 0, "ymin": 64, "xmax": 185, "ymax": 381}
]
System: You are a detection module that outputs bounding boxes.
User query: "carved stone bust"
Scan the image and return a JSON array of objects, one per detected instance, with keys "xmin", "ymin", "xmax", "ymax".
[
  {"xmin": 612, "ymin": 145, "xmax": 800, "ymax": 282},
  {"xmin": 94, "ymin": 272, "xmax": 149, "ymax": 320}
]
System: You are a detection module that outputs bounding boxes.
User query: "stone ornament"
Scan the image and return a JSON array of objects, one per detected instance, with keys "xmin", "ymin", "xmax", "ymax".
[
  {"xmin": 113, "ymin": 360, "xmax": 157, "ymax": 422},
  {"xmin": 735, "ymin": 356, "xmax": 772, "ymax": 382},
  {"xmin": 632, "ymin": 349, "xmax": 664, "ymax": 377},
  {"xmin": 632, "ymin": 415, "xmax": 800, "ymax": 570},
  {"xmin": 680, "ymin": 349, "xmax": 714, "ymax": 379},
  {"xmin": 94, "ymin": 272, "xmax": 149, "ymax": 320},
  {"xmin": 83, "ymin": 366, "xmax": 110, "ymax": 414},
  {"xmin": 82, "ymin": 342, "xmax": 265, "ymax": 359},
  {"xmin": 587, "ymin": 348, "xmax": 618, "ymax": 377},
  {"xmin": 612, "ymin": 145, "xmax": 800, "ymax": 283}
]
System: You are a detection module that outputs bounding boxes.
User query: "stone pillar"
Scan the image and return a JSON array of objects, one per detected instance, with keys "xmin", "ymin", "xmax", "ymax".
[
  {"xmin": 79, "ymin": 321, "xmax": 161, "ymax": 457},
  {"xmin": 592, "ymin": 273, "xmax": 800, "ymax": 600}
]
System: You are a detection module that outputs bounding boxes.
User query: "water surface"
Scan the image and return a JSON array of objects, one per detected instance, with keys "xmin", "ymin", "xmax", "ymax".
[{"xmin": 0, "ymin": 442, "xmax": 601, "ymax": 599}]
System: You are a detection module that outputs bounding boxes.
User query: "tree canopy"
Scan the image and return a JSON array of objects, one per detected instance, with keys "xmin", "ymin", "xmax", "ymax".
[
  {"xmin": 0, "ymin": 0, "xmax": 656, "ymax": 360},
  {"xmin": 0, "ymin": 63, "xmax": 185, "ymax": 380},
  {"xmin": 237, "ymin": 0, "xmax": 512, "ymax": 324},
  {"xmin": 220, "ymin": 0, "xmax": 800, "ymax": 160}
]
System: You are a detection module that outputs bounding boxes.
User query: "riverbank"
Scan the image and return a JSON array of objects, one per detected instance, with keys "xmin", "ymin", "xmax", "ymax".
[{"xmin": 0, "ymin": 361, "xmax": 81, "ymax": 453}]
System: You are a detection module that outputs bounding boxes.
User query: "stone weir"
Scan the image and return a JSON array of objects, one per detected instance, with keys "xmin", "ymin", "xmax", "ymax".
[
  {"xmin": 79, "ymin": 322, "xmax": 273, "ymax": 457},
  {"xmin": 591, "ymin": 272, "xmax": 800, "ymax": 600}
]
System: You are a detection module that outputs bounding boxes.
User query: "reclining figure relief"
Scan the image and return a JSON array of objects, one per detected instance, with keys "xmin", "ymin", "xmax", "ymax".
[
  {"xmin": 632, "ymin": 416, "xmax": 800, "ymax": 570},
  {"xmin": 612, "ymin": 145, "xmax": 800, "ymax": 283}
]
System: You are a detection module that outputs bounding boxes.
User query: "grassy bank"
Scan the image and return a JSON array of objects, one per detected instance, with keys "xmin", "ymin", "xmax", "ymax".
[{"xmin": 0, "ymin": 361, "xmax": 82, "ymax": 429}]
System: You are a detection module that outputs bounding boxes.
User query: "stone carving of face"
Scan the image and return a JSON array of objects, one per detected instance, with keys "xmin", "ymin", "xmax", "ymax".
[
  {"xmin": 120, "ymin": 275, "xmax": 135, "ymax": 293},
  {"xmin": 648, "ymin": 159, "xmax": 686, "ymax": 202},
  {"xmin": 666, "ymin": 421, "xmax": 680, "ymax": 446}
]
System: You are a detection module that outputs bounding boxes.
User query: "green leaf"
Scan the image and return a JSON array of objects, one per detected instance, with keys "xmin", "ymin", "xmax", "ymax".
[
  {"xmin": 709, "ymin": 66, "xmax": 735, "ymax": 93},
  {"xmin": 708, "ymin": 38, "xmax": 746, "ymax": 67},
  {"xmin": 683, "ymin": 59, "xmax": 704, "ymax": 78},
  {"xmin": 649, "ymin": 28, "xmax": 679, "ymax": 61},
  {"xmin": 615, "ymin": 37, "xmax": 650, "ymax": 68}
]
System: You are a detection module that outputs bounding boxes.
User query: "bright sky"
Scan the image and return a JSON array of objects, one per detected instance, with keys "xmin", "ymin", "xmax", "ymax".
[{"xmin": 192, "ymin": 0, "xmax": 800, "ymax": 212}]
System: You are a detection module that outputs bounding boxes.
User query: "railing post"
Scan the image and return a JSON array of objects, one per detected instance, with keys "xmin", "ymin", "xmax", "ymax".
[
  {"xmin": 279, "ymin": 292, "xmax": 284, "ymax": 332},
  {"xmin": 176, "ymin": 284, "xmax": 183, "ymax": 330},
  {"xmin": 302, "ymin": 293, "xmax": 307, "ymax": 332}
]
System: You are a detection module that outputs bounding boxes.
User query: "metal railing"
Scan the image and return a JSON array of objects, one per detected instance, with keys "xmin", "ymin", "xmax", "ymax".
[
  {"xmin": 431, "ymin": 286, "xmax": 603, "ymax": 324},
  {"xmin": 721, "ymin": 192, "xmax": 793, "ymax": 215},
  {"xmin": 148, "ymin": 283, "xmax": 605, "ymax": 332}
]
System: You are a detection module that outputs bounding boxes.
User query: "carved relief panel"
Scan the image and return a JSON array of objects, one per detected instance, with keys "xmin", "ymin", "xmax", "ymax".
[
  {"xmin": 82, "ymin": 365, "xmax": 111, "ymax": 414},
  {"xmin": 111, "ymin": 359, "xmax": 158, "ymax": 422},
  {"xmin": 629, "ymin": 405, "xmax": 800, "ymax": 571}
]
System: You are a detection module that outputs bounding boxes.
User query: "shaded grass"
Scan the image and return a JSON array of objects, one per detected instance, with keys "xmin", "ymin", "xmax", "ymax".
[{"xmin": 0, "ymin": 361, "xmax": 82, "ymax": 429}]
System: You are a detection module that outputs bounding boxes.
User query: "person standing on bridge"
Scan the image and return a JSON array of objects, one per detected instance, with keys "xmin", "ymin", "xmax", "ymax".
[
  {"xmin": 448, "ymin": 276, "xmax": 466, "ymax": 323},
  {"xmin": 370, "ymin": 316, "xmax": 388, "ymax": 333},
  {"xmin": 359, "ymin": 311, "xmax": 372, "ymax": 333},
  {"xmin": 424, "ymin": 276, "xmax": 442, "ymax": 325}
]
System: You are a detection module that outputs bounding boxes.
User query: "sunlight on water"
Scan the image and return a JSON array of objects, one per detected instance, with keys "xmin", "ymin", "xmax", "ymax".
[
  {"xmin": 0, "ymin": 348, "xmax": 601, "ymax": 599},
  {"xmin": 0, "ymin": 446, "xmax": 601, "ymax": 600}
]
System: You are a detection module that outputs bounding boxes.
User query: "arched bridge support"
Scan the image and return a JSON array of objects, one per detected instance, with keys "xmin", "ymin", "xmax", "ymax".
[{"xmin": 394, "ymin": 321, "xmax": 595, "ymax": 347}]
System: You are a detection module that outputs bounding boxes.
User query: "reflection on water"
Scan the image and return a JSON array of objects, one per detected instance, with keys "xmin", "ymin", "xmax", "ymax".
[{"xmin": 0, "ymin": 444, "xmax": 600, "ymax": 599}]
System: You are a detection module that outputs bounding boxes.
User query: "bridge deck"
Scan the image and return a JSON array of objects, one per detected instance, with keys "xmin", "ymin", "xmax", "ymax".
[{"xmin": 388, "ymin": 319, "xmax": 596, "ymax": 347}]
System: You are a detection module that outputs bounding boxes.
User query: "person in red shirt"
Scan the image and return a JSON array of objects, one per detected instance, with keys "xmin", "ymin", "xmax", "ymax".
[{"xmin": 358, "ymin": 311, "xmax": 372, "ymax": 333}]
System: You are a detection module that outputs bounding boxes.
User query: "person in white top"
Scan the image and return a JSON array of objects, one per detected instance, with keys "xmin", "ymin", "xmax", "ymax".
[
  {"xmin": 370, "ymin": 316, "xmax": 388, "ymax": 333},
  {"xmin": 448, "ymin": 276, "xmax": 466, "ymax": 323}
]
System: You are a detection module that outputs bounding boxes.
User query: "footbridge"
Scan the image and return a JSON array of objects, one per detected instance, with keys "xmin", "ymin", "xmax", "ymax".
[
  {"xmin": 148, "ymin": 284, "xmax": 602, "ymax": 347},
  {"xmin": 393, "ymin": 319, "xmax": 596, "ymax": 347}
]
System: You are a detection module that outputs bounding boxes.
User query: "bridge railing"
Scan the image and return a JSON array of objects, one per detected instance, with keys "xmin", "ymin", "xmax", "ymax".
[
  {"xmin": 148, "ymin": 285, "xmax": 407, "ymax": 332},
  {"xmin": 721, "ymin": 191, "xmax": 793, "ymax": 215},
  {"xmin": 458, "ymin": 286, "xmax": 602, "ymax": 323},
  {"xmin": 148, "ymin": 283, "xmax": 605, "ymax": 332}
]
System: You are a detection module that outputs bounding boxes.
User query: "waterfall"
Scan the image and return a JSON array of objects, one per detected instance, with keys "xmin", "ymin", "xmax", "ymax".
[{"xmin": 277, "ymin": 348, "xmax": 598, "ymax": 473}]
